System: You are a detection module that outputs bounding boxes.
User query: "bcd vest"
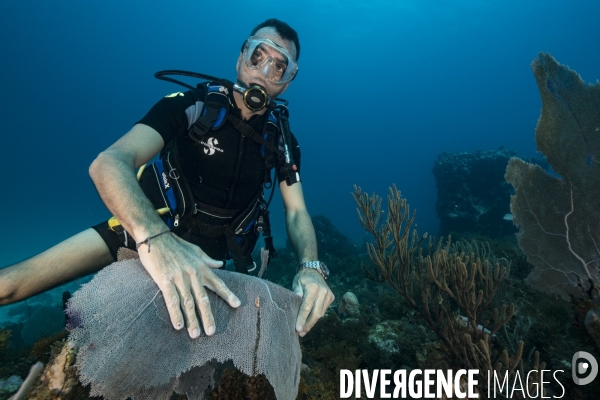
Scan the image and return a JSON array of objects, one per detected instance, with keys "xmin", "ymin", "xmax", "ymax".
[{"xmin": 140, "ymin": 82, "xmax": 285, "ymax": 274}]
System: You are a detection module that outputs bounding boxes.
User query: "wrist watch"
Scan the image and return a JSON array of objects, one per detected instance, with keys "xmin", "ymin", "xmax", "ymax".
[{"xmin": 298, "ymin": 261, "xmax": 330, "ymax": 280}]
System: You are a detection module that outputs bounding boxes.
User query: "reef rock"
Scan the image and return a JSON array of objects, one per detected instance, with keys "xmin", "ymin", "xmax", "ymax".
[
  {"xmin": 338, "ymin": 292, "xmax": 360, "ymax": 317},
  {"xmin": 27, "ymin": 342, "xmax": 80, "ymax": 399},
  {"xmin": 585, "ymin": 306, "xmax": 600, "ymax": 351},
  {"xmin": 368, "ymin": 321, "xmax": 401, "ymax": 355},
  {"xmin": 433, "ymin": 149, "xmax": 544, "ymax": 238},
  {"xmin": 0, "ymin": 375, "xmax": 23, "ymax": 394}
]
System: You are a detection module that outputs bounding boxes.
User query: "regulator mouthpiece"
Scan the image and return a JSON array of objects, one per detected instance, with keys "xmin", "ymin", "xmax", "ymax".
[{"xmin": 234, "ymin": 83, "xmax": 270, "ymax": 111}]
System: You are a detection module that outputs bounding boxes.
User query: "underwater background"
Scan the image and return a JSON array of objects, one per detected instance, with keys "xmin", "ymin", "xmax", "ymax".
[
  {"xmin": 1, "ymin": 0, "xmax": 600, "ymax": 398},
  {"xmin": 1, "ymin": 0, "xmax": 599, "ymax": 262}
]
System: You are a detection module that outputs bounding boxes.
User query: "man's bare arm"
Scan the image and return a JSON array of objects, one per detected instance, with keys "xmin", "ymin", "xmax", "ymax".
[
  {"xmin": 280, "ymin": 182, "xmax": 334, "ymax": 336},
  {"xmin": 89, "ymin": 124, "xmax": 167, "ymax": 241},
  {"xmin": 281, "ymin": 185, "xmax": 318, "ymax": 263},
  {"xmin": 89, "ymin": 124, "xmax": 240, "ymax": 338}
]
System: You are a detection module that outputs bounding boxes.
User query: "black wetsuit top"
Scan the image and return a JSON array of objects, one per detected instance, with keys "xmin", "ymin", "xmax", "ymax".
[
  {"xmin": 93, "ymin": 85, "xmax": 301, "ymax": 261},
  {"xmin": 138, "ymin": 86, "xmax": 301, "ymax": 211}
]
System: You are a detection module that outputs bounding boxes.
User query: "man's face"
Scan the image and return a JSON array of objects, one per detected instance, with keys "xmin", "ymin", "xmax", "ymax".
[{"xmin": 236, "ymin": 27, "xmax": 297, "ymax": 99}]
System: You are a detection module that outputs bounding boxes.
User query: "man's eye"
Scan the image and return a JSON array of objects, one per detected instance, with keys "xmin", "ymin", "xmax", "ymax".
[
  {"xmin": 275, "ymin": 63, "xmax": 286, "ymax": 73},
  {"xmin": 251, "ymin": 50, "xmax": 264, "ymax": 65}
]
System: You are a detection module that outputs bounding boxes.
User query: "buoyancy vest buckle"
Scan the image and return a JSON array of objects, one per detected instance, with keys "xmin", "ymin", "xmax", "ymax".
[{"xmin": 189, "ymin": 83, "xmax": 231, "ymax": 143}]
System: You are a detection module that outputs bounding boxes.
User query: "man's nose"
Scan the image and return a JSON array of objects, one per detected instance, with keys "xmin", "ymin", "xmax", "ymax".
[{"xmin": 259, "ymin": 60, "xmax": 272, "ymax": 74}]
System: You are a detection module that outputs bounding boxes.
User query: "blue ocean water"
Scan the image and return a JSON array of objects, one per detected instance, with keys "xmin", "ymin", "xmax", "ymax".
[{"xmin": 1, "ymin": 0, "xmax": 599, "ymax": 267}]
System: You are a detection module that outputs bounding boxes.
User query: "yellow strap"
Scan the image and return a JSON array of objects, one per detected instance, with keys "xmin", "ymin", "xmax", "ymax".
[
  {"xmin": 108, "ymin": 207, "xmax": 171, "ymax": 231},
  {"xmin": 108, "ymin": 164, "xmax": 169, "ymax": 231},
  {"xmin": 108, "ymin": 216, "xmax": 122, "ymax": 230},
  {"xmin": 136, "ymin": 163, "xmax": 147, "ymax": 181}
]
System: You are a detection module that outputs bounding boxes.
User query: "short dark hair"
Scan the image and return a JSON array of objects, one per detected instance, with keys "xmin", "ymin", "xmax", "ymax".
[{"xmin": 249, "ymin": 18, "xmax": 300, "ymax": 61}]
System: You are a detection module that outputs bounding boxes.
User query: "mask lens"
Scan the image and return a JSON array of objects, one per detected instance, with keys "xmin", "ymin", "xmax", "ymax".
[
  {"xmin": 249, "ymin": 45, "xmax": 268, "ymax": 67},
  {"xmin": 243, "ymin": 37, "xmax": 297, "ymax": 84}
]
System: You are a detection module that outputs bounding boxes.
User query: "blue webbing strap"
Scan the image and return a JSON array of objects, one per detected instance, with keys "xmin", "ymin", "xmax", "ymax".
[
  {"xmin": 207, "ymin": 83, "xmax": 228, "ymax": 128},
  {"xmin": 155, "ymin": 158, "xmax": 178, "ymax": 216}
]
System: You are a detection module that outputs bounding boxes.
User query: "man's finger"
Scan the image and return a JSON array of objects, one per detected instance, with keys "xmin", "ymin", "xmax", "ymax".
[
  {"xmin": 197, "ymin": 251, "xmax": 224, "ymax": 269},
  {"xmin": 177, "ymin": 275, "xmax": 201, "ymax": 339},
  {"xmin": 296, "ymin": 290, "xmax": 316, "ymax": 333},
  {"xmin": 159, "ymin": 279, "xmax": 185, "ymax": 331},
  {"xmin": 189, "ymin": 275, "xmax": 216, "ymax": 336},
  {"xmin": 303, "ymin": 293, "xmax": 325, "ymax": 333},
  {"xmin": 321, "ymin": 291, "xmax": 335, "ymax": 316},
  {"xmin": 203, "ymin": 271, "xmax": 241, "ymax": 308}
]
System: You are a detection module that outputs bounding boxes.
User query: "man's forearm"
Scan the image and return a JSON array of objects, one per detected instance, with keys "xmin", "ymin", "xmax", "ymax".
[
  {"xmin": 285, "ymin": 209, "xmax": 318, "ymax": 262},
  {"xmin": 89, "ymin": 150, "xmax": 168, "ymax": 242}
]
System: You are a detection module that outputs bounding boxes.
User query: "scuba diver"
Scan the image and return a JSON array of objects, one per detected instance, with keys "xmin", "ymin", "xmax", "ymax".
[{"xmin": 0, "ymin": 19, "xmax": 334, "ymax": 339}]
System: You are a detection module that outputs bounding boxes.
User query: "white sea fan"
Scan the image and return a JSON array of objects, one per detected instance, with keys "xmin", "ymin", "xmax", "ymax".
[{"xmin": 66, "ymin": 259, "xmax": 302, "ymax": 400}]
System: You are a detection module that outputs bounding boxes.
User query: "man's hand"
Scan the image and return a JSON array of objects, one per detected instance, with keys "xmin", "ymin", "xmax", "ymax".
[
  {"xmin": 88, "ymin": 124, "xmax": 240, "ymax": 339},
  {"xmin": 292, "ymin": 268, "xmax": 334, "ymax": 337},
  {"xmin": 137, "ymin": 232, "xmax": 241, "ymax": 338}
]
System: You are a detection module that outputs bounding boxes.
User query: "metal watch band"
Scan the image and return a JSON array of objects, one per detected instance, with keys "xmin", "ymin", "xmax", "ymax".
[{"xmin": 298, "ymin": 261, "xmax": 328, "ymax": 280}]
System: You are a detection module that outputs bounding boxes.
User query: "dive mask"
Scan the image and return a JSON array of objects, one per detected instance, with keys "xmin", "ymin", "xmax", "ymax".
[{"xmin": 242, "ymin": 36, "xmax": 298, "ymax": 84}]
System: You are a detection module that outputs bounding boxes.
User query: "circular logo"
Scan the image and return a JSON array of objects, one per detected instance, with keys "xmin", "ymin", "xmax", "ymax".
[{"xmin": 572, "ymin": 351, "xmax": 598, "ymax": 385}]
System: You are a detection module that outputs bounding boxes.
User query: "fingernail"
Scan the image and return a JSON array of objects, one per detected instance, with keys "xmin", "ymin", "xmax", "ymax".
[
  {"xmin": 296, "ymin": 324, "xmax": 303, "ymax": 332},
  {"xmin": 232, "ymin": 298, "xmax": 241, "ymax": 307},
  {"xmin": 175, "ymin": 322, "xmax": 183, "ymax": 330},
  {"xmin": 191, "ymin": 328, "xmax": 200, "ymax": 338},
  {"xmin": 206, "ymin": 325, "xmax": 215, "ymax": 336}
]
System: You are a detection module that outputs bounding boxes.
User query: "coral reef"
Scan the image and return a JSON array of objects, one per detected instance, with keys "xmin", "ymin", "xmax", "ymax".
[
  {"xmin": 298, "ymin": 313, "xmax": 375, "ymax": 399},
  {"xmin": 368, "ymin": 321, "xmax": 402, "ymax": 356},
  {"xmin": 25, "ymin": 340, "xmax": 92, "ymax": 400},
  {"xmin": 353, "ymin": 184, "xmax": 536, "ymax": 394},
  {"xmin": 0, "ymin": 375, "xmax": 23, "ymax": 397},
  {"xmin": 207, "ymin": 367, "xmax": 276, "ymax": 400},
  {"xmin": 2, "ymin": 362, "xmax": 43, "ymax": 400},
  {"xmin": 9, "ymin": 362, "xmax": 43, "ymax": 400},
  {"xmin": 585, "ymin": 307, "xmax": 600, "ymax": 350},
  {"xmin": 30, "ymin": 331, "xmax": 69, "ymax": 363},
  {"xmin": 3, "ymin": 202, "xmax": 600, "ymax": 398}
]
